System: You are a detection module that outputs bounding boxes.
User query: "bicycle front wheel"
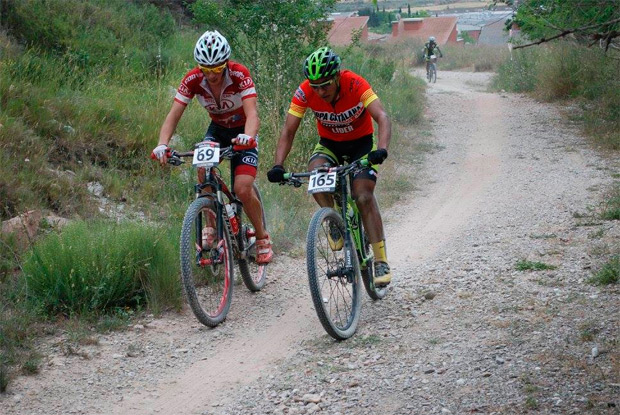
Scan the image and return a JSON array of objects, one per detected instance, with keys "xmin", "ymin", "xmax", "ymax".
[
  {"xmin": 180, "ymin": 197, "xmax": 234, "ymax": 327},
  {"xmin": 307, "ymin": 207, "xmax": 361, "ymax": 340},
  {"xmin": 237, "ymin": 183, "xmax": 267, "ymax": 292},
  {"xmin": 430, "ymin": 63, "xmax": 437, "ymax": 83}
]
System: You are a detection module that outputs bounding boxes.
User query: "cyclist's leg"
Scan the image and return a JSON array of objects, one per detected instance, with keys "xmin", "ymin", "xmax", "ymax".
[
  {"xmin": 232, "ymin": 148, "xmax": 266, "ymax": 238},
  {"xmin": 352, "ymin": 171, "xmax": 391, "ymax": 286},
  {"xmin": 233, "ymin": 150, "xmax": 273, "ymax": 264},
  {"xmin": 308, "ymin": 141, "xmax": 339, "ymax": 208}
]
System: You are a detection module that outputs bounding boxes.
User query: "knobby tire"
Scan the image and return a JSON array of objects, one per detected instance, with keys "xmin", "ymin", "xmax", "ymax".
[
  {"xmin": 358, "ymin": 225, "xmax": 387, "ymax": 301},
  {"xmin": 237, "ymin": 183, "xmax": 267, "ymax": 292},
  {"xmin": 180, "ymin": 197, "xmax": 234, "ymax": 327},
  {"xmin": 306, "ymin": 207, "xmax": 361, "ymax": 340}
]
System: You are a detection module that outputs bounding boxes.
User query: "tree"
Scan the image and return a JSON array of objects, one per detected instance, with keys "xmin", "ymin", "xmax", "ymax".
[
  {"xmin": 191, "ymin": 0, "xmax": 336, "ymax": 103},
  {"xmin": 496, "ymin": 0, "xmax": 619, "ymax": 51}
]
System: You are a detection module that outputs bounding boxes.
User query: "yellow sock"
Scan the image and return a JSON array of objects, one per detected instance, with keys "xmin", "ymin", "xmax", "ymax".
[{"xmin": 371, "ymin": 240, "xmax": 388, "ymax": 263}]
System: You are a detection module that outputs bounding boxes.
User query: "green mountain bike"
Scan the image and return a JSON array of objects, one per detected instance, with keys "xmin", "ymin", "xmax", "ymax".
[{"xmin": 282, "ymin": 159, "xmax": 388, "ymax": 340}]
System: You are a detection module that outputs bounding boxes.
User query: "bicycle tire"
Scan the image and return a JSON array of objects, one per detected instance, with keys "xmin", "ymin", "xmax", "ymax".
[
  {"xmin": 180, "ymin": 197, "xmax": 234, "ymax": 327},
  {"xmin": 237, "ymin": 183, "xmax": 267, "ymax": 292},
  {"xmin": 431, "ymin": 63, "xmax": 437, "ymax": 83},
  {"xmin": 306, "ymin": 207, "xmax": 361, "ymax": 340},
  {"xmin": 359, "ymin": 226, "xmax": 388, "ymax": 301}
]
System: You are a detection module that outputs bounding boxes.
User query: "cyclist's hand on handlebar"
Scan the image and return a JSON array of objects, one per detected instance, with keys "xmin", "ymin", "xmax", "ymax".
[
  {"xmin": 232, "ymin": 134, "xmax": 257, "ymax": 150},
  {"xmin": 367, "ymin": 149, "xmax": 388, "ymax": 165},
  {"xmin": 267, "ymin": 165, "xmax": 286, "ymax": 183},
  {"xmin": 151, "ymin": 144, "xmax": 170, "ymax": 166}
]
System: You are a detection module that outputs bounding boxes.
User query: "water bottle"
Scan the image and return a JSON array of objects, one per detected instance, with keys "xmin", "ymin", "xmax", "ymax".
[{"xmin": 225, "ymin": 203, "xmax": 239, "ymax": 234}]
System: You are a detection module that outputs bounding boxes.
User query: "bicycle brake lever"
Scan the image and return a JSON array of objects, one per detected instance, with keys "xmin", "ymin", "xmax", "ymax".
[{"xmin": 168, "ymin": 157, "xmax": 183, "ymax": 166}]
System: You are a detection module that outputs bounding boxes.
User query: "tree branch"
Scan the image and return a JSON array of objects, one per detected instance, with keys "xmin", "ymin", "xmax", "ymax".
[{"xmin": 513, "ymin": 17, "xmax": 620, "ymax": 49}]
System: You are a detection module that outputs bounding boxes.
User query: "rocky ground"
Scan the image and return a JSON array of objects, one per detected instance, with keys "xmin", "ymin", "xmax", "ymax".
[{"xmin": 1, "ymin": 70, "xmax": 618, "ymax": 415}]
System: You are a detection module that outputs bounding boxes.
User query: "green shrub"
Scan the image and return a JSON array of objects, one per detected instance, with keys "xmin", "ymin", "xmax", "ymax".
[
  {"xmin": 492, "ymin": 43, "xmax": 619, "ymax": 147},
  {"xmin": 439, "ymin": 44, "xmax": 509, "ymax": 72},
  {"xmin": 601, "ymin": 184, "xmax": 620, "ymax": 220},
  {"xmin": 493, "ymin": 47, "xmax": 541, "ymax": 92},
  {"xmin": 22, "ymin": 220, "xmax": 181, "ymax": 316},
  {"xmin": 516, "ymin": 260, "xmax": 557, "ymax": 271},
  {"xmin": 588, "ymin": 256, "xmax": 619, "ymax": 285}
]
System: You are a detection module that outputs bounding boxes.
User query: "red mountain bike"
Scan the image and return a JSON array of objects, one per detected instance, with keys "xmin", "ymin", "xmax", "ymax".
[{"xmin": 161, "ymin": 139, "xmax": 267, "ymax": 326}]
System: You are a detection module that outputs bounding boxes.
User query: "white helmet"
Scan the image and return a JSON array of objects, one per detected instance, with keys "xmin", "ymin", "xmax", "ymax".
[
  {"xmin": 194, "ymin": 30, "xmax": 231, "ymax": 66},
  {"xmin": 429, "ymin": 36, "xmax": 436, "ymax": 42}
]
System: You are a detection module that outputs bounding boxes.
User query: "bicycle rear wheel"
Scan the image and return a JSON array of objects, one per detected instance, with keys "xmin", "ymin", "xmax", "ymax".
[
  {"xmin": 358, "ymin": 226, "xmax": 388, "ymax": 301},
  {"xmin": 237, "ymin": 183, "xmax": 267, "ymax": 292},
  {"xmin": 307, "ymin": 207, "xmax": 361, "ymax": 340},
  {"xmin": 180, "ymin": 197, "xmax": 234, "ymax": 327}
]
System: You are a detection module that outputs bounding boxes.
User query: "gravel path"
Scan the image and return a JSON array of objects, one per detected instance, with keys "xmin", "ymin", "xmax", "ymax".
[{"xmin": 1, "ymin": 70, "xmax": 618, "ymax": 415}]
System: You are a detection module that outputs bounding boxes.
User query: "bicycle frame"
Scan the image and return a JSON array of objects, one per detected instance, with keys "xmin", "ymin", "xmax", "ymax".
[
  {"xmin": 336, "ymin": 169, "xmax": 372, "ymax": 277},
  {"xmin": 168, "ymin": 147, "xmax": 250, "ymax": 262},
  {"xmin": 286, "ymin": 160, "xmax": 372, "ymax": 276},
  {"xmin": 195, "ymin": 163, "xmax": 243, "ymax": 258}
]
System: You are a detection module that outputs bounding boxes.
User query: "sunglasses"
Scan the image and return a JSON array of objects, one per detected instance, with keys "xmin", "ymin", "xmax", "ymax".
[
  {"xmin": 199, "ymin": 62, "xmax": 227, "ymax": 74},
  {"xmin": 309, "ymin": 78, "xmax": 336, "ymax": 90}
]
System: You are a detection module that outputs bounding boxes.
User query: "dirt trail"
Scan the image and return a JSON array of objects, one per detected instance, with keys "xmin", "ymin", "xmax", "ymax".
[{"xmin": 2, "ymin": 70, "xmax": 617, "ymax": 415}]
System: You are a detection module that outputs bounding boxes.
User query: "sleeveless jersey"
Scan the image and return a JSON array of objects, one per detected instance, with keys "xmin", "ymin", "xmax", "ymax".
[
  {"xmin": 287, "ymin": 70, "xmax": 378, "ymax": 141},
  {"xmin": 174, "ymin": 61, "xmax": 257, "ymax": 129}
]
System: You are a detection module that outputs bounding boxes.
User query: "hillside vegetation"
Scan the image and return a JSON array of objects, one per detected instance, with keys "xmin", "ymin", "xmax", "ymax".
[{"xmin": 0, "ymin": 0, "xmax": 425, "ymax": 389}]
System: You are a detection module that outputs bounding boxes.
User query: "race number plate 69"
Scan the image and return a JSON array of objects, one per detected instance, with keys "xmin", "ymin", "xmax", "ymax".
[
  {"xmin": 193, "ymin": 141, "xmax": 220, "ymax": 167},
  {"xmin": 307, "ymin": 171, "xmax": 337, "ymax": 194}
]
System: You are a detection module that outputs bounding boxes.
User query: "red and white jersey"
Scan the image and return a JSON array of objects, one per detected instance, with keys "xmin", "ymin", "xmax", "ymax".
[
  {"xmin": 287, "ymin": 70, "xmax": 378, "ymax": 141},
  {"xmin": 174, "ymin": 61, "xmax": 257, "ymax": 128}
]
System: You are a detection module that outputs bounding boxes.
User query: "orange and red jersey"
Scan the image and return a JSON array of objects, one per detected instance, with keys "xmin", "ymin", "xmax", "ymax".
[
  {"xmin": 174, "ymin": 61, "xmax": 257, "ymax": 129},
  {"xmin": 288, "ymin": 70, "xmax": 378, "ymax": 141}
]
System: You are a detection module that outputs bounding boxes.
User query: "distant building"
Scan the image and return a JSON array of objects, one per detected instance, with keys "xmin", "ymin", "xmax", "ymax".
[
  {"xmin": 326, "ymin": 14, "xmax": 370, "ymax": 46},
  {"xmin": 478, "ymin": 17, "xmax": 511, "ymax": 45},
  {"xmin": 458, "ymin": 24, "xmax": 482, "ymax": 42},
  {"xmin": 390, "ymin": 17, "xmax": 458, "ymax": 44}
]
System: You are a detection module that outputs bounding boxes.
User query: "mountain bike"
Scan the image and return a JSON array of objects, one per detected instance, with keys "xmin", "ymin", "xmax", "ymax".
[
  {"xmin": 426, "ymin": 55, "xmax": 437, "ymax": 83},
  {"xmin": 282, "ymin": 159, "xmax": 388, "ymax": 340},
  {"xmin": 161, "ymin": 139, "xmax": 267, "ymax": 327}
]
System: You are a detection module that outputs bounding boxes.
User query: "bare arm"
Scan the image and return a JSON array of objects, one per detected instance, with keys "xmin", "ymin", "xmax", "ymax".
[
  {"xmin": 367, "ymin": 98, "xmax": 391, "ymax": 151},
  {"xmin": 274, "ymin": 114, "xmax": 303, "ymax": 166},
  {"xmin": 158, "ymin": 101, "xmax": 186, "ymax": 146},
  {"xmin": 241, "ymin": 96, "xmax": 260, "ymax": 137}
]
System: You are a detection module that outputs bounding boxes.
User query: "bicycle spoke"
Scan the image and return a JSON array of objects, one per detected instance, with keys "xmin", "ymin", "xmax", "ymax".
[
  {"xmin": 307, "ymin": 208, "xmax": 361, "ymax": 340},
  {"xmin": 181, "ymin": 198, "xmax": 234, "ymax": 327}
]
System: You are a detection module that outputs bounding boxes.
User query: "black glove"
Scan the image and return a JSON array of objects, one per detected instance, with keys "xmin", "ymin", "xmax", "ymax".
[
  {"xmin": 267, "ymin": 165, "xmax": 286, "ymax": 183},
  {"xmin": 367, "ymin": 149, "xmax": 388, "ymax": 165}
]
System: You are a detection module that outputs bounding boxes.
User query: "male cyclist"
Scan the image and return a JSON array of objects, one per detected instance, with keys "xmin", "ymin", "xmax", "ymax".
[
  {"xmin": 266, "ymin": 47, "xmax": 392, "ymax": 286},
  {"xmin": 152, "ymin": 30, "xmax": 273, "ymax": 264},
  {"xmin": 422, "ymin": 36, "xmax": 443, "ymax": 76}
]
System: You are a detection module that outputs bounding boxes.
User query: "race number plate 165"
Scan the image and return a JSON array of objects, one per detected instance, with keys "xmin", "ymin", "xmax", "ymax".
[
  {"xmin": 193, "ymin": 141, "xmax": 220, "ymax": 167},
  {"xmin": 307, "ymin": 171, "xmax": 337, "ymax": 194}
]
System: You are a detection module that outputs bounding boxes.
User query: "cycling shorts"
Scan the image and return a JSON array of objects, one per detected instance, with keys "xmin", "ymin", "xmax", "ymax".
[
  {"xmin": 205, "ymin": 122, "xmax": 258, "ymax": 178},
  {"xmin": 309, "ymin": 134, "xmax": 378, "ymax": 182}
]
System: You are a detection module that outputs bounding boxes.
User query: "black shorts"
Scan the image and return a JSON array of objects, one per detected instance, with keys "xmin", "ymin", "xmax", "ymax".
[
  {"xmin": 309, "ymin": 134, "xmax": 378, "ymax": 182},
  {"xmin": 205, "ymin": 122, "xmax": 258, "ymax": 177}
]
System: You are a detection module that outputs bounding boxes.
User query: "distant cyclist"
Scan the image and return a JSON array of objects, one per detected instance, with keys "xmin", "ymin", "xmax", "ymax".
[
  {"xmin": 152, "ymin": 30, "xmax": 273, "ymax": 264},
  {"xmin": 267, "ymin": 47, "xmax": 393, "ymax": 287},
  {"xmin": 423, "ymin": 36, "xmax": 443, "ymax": 76}
]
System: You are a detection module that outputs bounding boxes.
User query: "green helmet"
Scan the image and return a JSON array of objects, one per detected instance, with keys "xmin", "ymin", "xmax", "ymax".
[{"xmin": 303, "ymin": 47, "xmax": 341, "ymax": 81}]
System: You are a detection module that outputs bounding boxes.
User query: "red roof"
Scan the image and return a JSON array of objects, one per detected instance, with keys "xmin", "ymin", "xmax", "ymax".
[
  {"xmin": 391, "ymin": 17, "xmax": 458, "ymax": 45},
  {"xmin": 327, "ymin": 15, "xmax": 369, "ymax": 46}
]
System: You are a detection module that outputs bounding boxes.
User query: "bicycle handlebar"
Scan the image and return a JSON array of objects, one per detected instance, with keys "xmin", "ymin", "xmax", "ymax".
[
  {"xmin": 151, "ymin": 143, "xmax": 256, "ymax": 167},
  {"xmin": 282, "ymin": 158, "xmax": 370, "ymax": 187}
]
